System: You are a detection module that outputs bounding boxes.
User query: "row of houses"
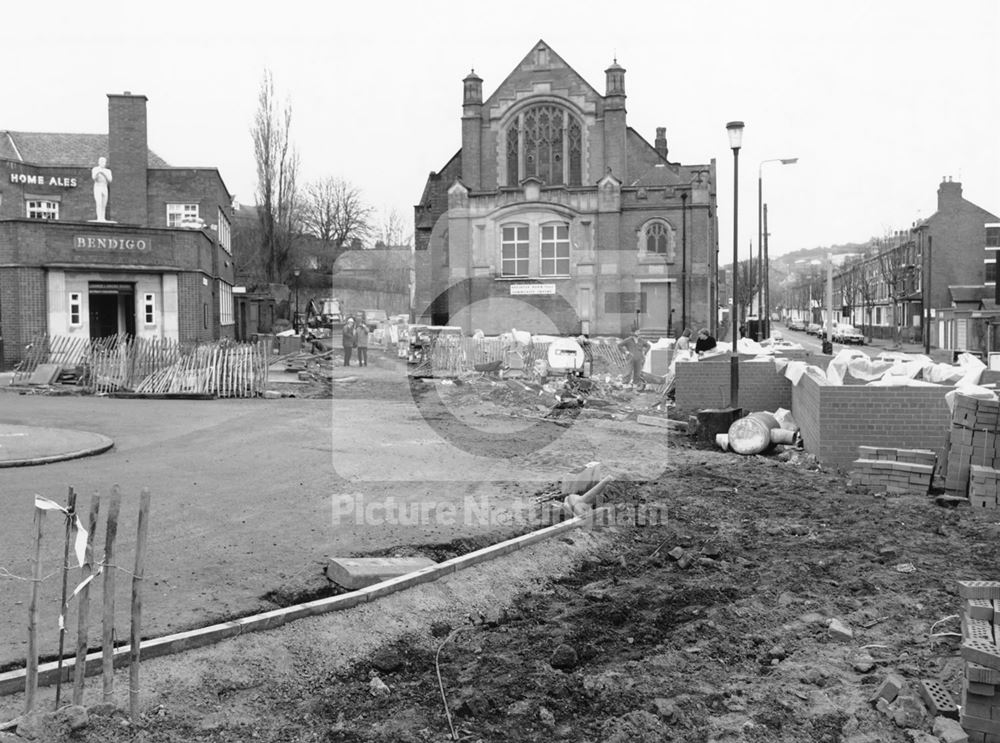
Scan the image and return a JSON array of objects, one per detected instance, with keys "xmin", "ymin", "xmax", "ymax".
[{"xmin": 782, "ymin": 178, "xmax": 1000, "ymax": 354}]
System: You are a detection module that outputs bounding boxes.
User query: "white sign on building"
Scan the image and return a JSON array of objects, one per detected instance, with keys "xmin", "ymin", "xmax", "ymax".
[{"xmin": 510, "ymin": 283, "xmax": 556, "ymax": 296}]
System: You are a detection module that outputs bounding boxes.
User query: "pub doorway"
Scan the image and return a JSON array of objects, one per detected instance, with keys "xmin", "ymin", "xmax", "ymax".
[{"xmin": 88, "ymin": 282, "xmax": 136, "ymax": 339}]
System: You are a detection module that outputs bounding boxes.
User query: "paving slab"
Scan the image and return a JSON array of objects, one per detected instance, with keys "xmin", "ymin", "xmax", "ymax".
[
  {"xmin": 327, "ymin": 556, "xmax": 437, "ymax": 589},
  {"xmin": 0, "ymin": 424, "xmax": 114, "ymax": 467}
]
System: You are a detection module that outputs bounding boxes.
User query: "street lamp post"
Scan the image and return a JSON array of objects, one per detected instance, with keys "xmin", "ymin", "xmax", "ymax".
[
  {"xmin": 758, "ymin": 157, "xmax": 798, "ymax": 338},
  {"xmin": 727, "ymin": 121, "xmax": 744, "ymax": 409},
  {"xmin": 292, "ymin": 268, "xmax": 301, "ymax": 334}
]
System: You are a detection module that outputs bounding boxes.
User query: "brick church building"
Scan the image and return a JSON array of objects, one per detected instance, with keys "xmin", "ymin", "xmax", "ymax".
[
  {"xmin": 0, "ymin": 93, "xmax": 236, "ymax": 369},
  {"xmin": 414, "ymin": 40, "xmax": 719, "ymax": 337}
]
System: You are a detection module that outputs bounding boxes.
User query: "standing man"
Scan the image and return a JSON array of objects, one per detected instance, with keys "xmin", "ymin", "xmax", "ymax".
[
  {"xmin": 91, "ymin": 157, "xmax": 112, "ymax": 222},
  {"xmin": 355, "ymin": 317, "xmax": 369, "ymax": 367},
  {"xmin": 342, "ymin": 317, "xmax": 357, "ymax": 366},
  {"xmin": 618, "ymin": 329, "xmax": 650, "ymax": 390}
]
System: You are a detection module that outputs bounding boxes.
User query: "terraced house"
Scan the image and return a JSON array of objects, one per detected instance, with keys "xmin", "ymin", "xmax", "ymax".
[
  {"xmin": 414, "ymin": 40, "xmax": 720, "ymax": 337},
  {"xmin": 0, "ymin": 93, "xmax": 236, "ymax": 369}
]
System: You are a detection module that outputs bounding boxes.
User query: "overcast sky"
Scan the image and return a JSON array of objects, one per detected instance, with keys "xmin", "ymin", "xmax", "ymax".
[{"xmin": 5, "ymin": 0, "xmax": 998, "ymax": 259}]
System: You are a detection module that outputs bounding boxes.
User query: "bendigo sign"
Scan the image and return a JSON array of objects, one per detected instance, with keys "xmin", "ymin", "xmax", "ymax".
[{"xmin": 74, "ymin": 235, "xmax": 151, "ymax": 252}]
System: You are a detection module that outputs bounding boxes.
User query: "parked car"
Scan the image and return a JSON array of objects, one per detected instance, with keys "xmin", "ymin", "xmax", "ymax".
[
  {"xmin": 361, "ymin": 309, "xmax": 389, "ymax": 330},
  {"xmin": 832, "ymin": 323, "xmax": 865, "ymax": 345},
  {"xmin": 786, "ymin": 318, "xmax": 806, "ymax": 331},
  {"xmin": 806, "ymin": 323, "xmax": 823, "ymax": 336}
]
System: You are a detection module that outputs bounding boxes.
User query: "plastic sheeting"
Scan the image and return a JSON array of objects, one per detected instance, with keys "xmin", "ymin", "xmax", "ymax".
[{"xmin": 944, "ymin": 384, "xmax": 998, "ymax": 413}]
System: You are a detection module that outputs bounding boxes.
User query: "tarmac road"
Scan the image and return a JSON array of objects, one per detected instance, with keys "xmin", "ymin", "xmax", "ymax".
[{"xmin": 0, "ymin": 371, "xmax": 549, "ymax": 668}]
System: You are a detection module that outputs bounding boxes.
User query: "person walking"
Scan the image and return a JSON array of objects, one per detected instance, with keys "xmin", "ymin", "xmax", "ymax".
[
  {"xmin": 341, "ymin": 317, "xmax": 357, "ymax": 366},
  {"xmin": 355, "ymin": 319, "xmax": 369, "ymax": 367},
  {"xmin": 618, "ymin": 329, "xmax": 650, "ymax": 390}
]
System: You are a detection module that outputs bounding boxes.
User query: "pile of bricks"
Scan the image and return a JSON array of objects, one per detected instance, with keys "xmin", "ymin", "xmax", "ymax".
[
  {"xmin": 946, "ymin": 395, "xmax": 1000, "ymax": 498},
  {"xmin": 849, "ymin": 446, "xmax": 937, "ymax": 495},
  {"xmin": 959, "ymin": 580, "xmax": 1000, "ymax": 741},
  {"xmin": 970, "ymin": 465, "xmax": 1000, "ymax": 510}
]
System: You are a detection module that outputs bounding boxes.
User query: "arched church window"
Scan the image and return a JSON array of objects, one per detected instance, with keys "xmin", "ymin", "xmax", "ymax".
[
  {"xmin": 647, "ymin": 222, "xmax": 669, "ymax": 254},
  {"xmin": 504, "ymin": 104, "xmax": 582, "ymax": 187},
  {"xmin": 638, "ymin": 220, "xmax": 676, "ymax": 262}
]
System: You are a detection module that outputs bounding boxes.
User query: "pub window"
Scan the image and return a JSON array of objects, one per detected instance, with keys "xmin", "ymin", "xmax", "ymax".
[
  {"xmin": 218, "ymin": 281, "xmax": 234, "ymax": 325},
  {"xmin": 987, "ymin": 225, "xmax": 1000, "ymax": 249},
  {"xmin": 167, "ymin": 203, "xmax": 199, "ymax": 227},
  {"xmin": 26, "ymin": 200, "xmax": 59, "ymax": 220},
  {"xmin": 143, "ymin": 293, "xmax": 156, "ymax": 325},
  {"xmin": 986, "ymin": 259, "xmax": 997, "ymax": 284},
  {"xmin": 217, "ymin": 208, "xmax": 232, "ymax": 254},
  {"xmin": 540, "ymin": 223, "xmax": 570, "ymax": 277},
  {"xmin": 69, "ymin": 293, "xmax": 82, "ymax": 326},
  {"xmin": 500, "ymin": 225, "xmax": 529, "ymax": 277}
]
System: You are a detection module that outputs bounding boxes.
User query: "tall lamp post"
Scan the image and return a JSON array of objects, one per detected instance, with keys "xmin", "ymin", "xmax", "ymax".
[
  {"xmin": 292, "ymin": 268, "xmax": 301, "ymax": 333},
  {"xmin": 758, "ymin": 157, "xmax": 798, "ymax": 338},
  {"xmin": 727, "ymin": 121, "xmax": 744, "ymax": 409}
]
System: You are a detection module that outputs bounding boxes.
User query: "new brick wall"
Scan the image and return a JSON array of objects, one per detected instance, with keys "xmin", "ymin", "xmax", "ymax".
[
  {"xmin": 791, "ymin": 374, "xmax": 952, "ymax": 470},
  {"xmin": 675, "ymin": 357, "xmax": 794, "ymax": 413}
]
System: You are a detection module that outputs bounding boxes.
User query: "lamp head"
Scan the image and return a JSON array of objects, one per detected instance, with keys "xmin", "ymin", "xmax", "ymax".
[
  {"xmin": 780, "ymin": 158, "xmax": 799, "ymax": 165},
  {"xmin": 726, "ymin": 121, "xmax": 745, "ymax": 150}
]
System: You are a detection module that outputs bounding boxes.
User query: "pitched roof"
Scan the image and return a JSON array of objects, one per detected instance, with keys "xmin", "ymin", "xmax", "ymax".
[
  {"xmin": 0, "ymin": 131, "xmax": 169, "ymax": 168},
  {"xmin": 949, "ymin": 285, "xmax": 991, "ymax": 304}
]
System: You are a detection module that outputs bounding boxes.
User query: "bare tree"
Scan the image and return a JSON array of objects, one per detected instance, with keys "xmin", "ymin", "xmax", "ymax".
[
  {"xmin": 874, "ymin": 232, "xmax": 919, "ymax": 346},
  {"xmin": 251, "ymin": 69, "xmax": 301, "ymax": 283},
  {"xmin": 302, "ymin": 177, "xmax": 372, "ymax": 268},
  {"xmin": 373, "ymin": 207, "xmax": 412, "ymax": 248}
]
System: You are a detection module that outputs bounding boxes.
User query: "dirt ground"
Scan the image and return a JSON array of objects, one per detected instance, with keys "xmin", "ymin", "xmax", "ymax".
[
  {"xmin": 3, "ymin": 357, "xmax": 997, "ymax": 742},
  {"xmin": 6, "ymin": 435, "xmax": 999, "ymax": 741}
]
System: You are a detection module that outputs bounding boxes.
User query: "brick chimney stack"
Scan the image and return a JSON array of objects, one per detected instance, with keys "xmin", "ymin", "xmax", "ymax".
[
  {"xmin": 654, "ymin": 127, "xmax": 668, "ymax": 159},
  {"xmin": 107, "ymin": 92, "xmax": 149, "ymax": 225},
  {"xmin": 937, "ymin": 176, "xmax": 963, "ymax": 213}
]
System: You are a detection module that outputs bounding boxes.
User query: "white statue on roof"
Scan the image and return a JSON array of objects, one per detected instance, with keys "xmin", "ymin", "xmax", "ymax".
[{"xmin": 91, "ymin": 157, "xmax": 112, "ymax": 222}]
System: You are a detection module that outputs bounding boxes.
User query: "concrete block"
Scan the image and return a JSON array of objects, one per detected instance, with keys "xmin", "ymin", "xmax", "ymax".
[
  {"xmin": 968, "ymin": 663, "xmax": 1000, "ymax": 686},
  {"xmin": 326, "ymin": 556, "xmax": 437, "ymax": 589},
  {"xmin": 960, "ymin": 581, "xmax": 1000, "ymax": 600},
  {"xmin": 870, "ymin": 673, "xmax": 905, "ymax": 704},
  {"xmin": 962, "ymin": 713, "xmax": 1000, "ymax": 735},
  {"xmin": 965, "ymin": 616, "xmax": 996, "ymax": 643},
  {"xmin": 964, "ymin": 638, "xmax": 1000, "ymax": 671},
  {"xmin": 828, "ymin": 617, "xmax": 854, "ymax": 641},
  {"xmin": 968, "ymin": 680, "xmax": 999, "ymax": 697},
  {"xmin": 919, "ymin": 678, "xmax": 959, "ymax": 718},
  {"xmin": 932, "ymin": 715, "xmax": 969, "ymax": 743}
]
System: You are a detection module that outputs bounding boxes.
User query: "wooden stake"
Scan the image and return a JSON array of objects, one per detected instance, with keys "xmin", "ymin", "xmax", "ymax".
[
  {"xmin": 129, "ymin": 489, "xmax": 151, "ymax": 721},
  {"xmin": 101, "ymin": 486, "xmax": 122, "ymax": 704},
  {"xmin": 24, "ymin": 504, "xmax": 45, "ymax": 714},
  {"xmin": 54, "ymin": 487, "xmax": 78, "ymax": 708},
  {"xmin": 72, "ymin": 494, "xmax": 101, "ymax": 706}
]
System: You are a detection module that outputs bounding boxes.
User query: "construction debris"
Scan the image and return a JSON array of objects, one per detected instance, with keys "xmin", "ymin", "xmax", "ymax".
[{"xmin": 957, "ymin": 582, "xmax": 1000, "ymax": 739}]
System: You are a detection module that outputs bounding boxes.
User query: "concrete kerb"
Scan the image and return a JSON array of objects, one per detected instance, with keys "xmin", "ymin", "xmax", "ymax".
[{"xmin": 0, "ymin": 509, "xmax": 598, "ymax": 696}]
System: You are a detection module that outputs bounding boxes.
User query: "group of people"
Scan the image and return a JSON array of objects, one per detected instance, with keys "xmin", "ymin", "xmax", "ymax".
[
  {"xmin": 340, "ymin": 316, "xmax": 370, "ymax": 367},
  {"xmin": 618, "ymin": 327, "xmax": 718, "ymax": 389}
]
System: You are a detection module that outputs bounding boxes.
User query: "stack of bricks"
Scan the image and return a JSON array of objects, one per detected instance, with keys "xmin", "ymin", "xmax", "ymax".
[
  {"xmin": 849, "ymin": 446, "xmax": 937, "ymax": 495},
  {"xmin": 946, "ymin": 395, "xmax": 1000, "ymax": 498},
  {"xmin": 959, "ymin": 580, "xmax": 1000, "ymax": 742},
  {"xmin": 970, "ymin": 465, "xmax": 1000, "ymax": 509}
]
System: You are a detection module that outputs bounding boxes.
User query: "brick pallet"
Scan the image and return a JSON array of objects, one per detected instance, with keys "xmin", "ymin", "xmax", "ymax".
[
  {"xmin": 849, "ymin": 446, "xmax": 936, "ymax": 495},
  {"xmin": 958, "ymin": 581, "xmax": 1000, "ymax": 742},
  {"xmin": 970, "ymin": 465, "xmax": 1000, "ymax": 510},
  {"xmin": 946, "ymin": 395, "xmax": 1000, "ymax": 499}
]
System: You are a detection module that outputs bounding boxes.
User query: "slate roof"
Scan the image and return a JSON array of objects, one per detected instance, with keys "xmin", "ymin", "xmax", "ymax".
[
  {"xmin": 0, "ymin": 131, "xmax": 169, "ymax": 168},
  {"xmin": 949, "ymin": 285, "xmax": 991, "ymax": 304}
]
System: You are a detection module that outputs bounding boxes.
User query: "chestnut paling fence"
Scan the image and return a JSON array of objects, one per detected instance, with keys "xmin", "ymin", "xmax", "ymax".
[{"xmin": 13, "ymin": 334, "xmax": 269, "ymax": 397}]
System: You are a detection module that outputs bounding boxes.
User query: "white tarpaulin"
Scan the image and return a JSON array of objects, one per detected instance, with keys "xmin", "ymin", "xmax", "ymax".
[{"xmin": 944, "ymin": 384, "xmax": 997, "ymax": 413}]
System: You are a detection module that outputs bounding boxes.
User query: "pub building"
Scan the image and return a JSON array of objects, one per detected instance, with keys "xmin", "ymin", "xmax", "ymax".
[{"xmin": 0, "ymin": 92, "xmax": 236, "ymax": 369}]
